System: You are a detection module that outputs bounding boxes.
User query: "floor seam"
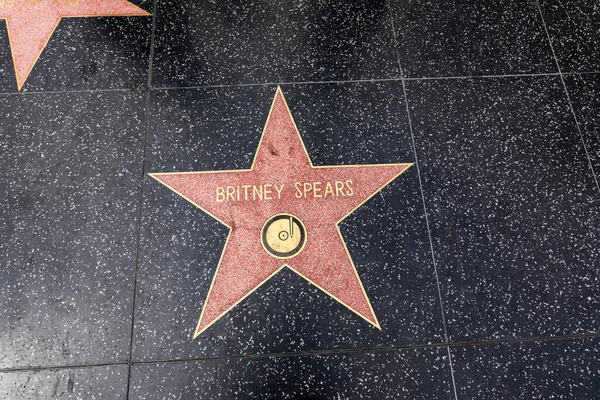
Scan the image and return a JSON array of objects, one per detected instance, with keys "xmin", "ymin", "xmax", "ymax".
[
  {"xmin": 124, "ymin": 1, "xmax": 159, "ymax": 398},
  {"xmin": 535, "ymin": 0, "xmax": 600, "ymax": 193},
  {"xmin": 0, "ymin": 88, "xmax": 141, "ymax": 96},
  {"xmin": 3, "ymin": 331, "xmax": 599, "ymax": 373},
  {"xmin": 2, "ymin": 72, "xmax": 599, "ymax": 97},
  {"xmin": 0, "ymin": 362, "xmax": 128, "ymax": 374},
  {"xmin": 384, "ymin": 1, "xmax": 459, "ymax": 399},
  {"xmin": 149, "ymin": 72, "xmax": 573, "ymax": 91}
]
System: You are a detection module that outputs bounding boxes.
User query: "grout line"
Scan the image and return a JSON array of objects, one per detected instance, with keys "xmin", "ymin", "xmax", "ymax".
[
  {"xmin": 384, "ymin": 0, "xmax": 458, "ymax": 398},
  {"xmin": 153, "ymin": 78, "xmax": 399, "ymax": 90},
  {"xmin": 535, "ymin": 1, "xmax": 600, "ymax": 192},
  {"xmin": 402, "ymin": 72, "xmax": 561, "ymax": 80},
  {"xmin": 446, "ymin": 346, "xmax": 458, "ymax": 395},
  {"xmin": 124, "ymin": 89, "xmax": 150, "ymax": 400},
  {"xmin": 121, "ymin": 331, "xmax": 600, "ymax": 356},
  {"xmin": 146, "ymin": 0, "xmax": 158, "ymax": 90},
  {"xmin": 384, "ymin": 1, "xmax": 403, "ymax": 77},
  {"xmin": 124, "ymin": 2, "xmax": 158, "ymax": 398},
  {"xmin": 150, "ymin": 72, "xmax": 570, "ymax": 91},
  {"xmin": 0, "ymin": 87, "xmax": 141, "ymax": 96},
  {"xmin": 0, "ymin": 362, "xmax": 128, "ymax": 374},
  {"xmin": 4, "ymin": 331, "xmax": 599, "ymax": 373},
  {"xmin": 562, "ymin": 71, "xmax": 600, "ymax": 76},
  {"xmin": 4, "ymin": 72, "xmax": 600, "ymax": 98},
  {"xmin": 400, "ymin": 62, "xmax": 461, "ymax": 400}
]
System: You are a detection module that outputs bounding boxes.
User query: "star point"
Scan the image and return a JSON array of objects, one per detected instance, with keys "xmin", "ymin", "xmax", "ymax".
[
  {"xmin": 0, "ymin": 0, "xmax": 150, "ymax": 90},
  {"xmin": 151, "ymin": 88, "xmax": 412, "ymax": 338}
]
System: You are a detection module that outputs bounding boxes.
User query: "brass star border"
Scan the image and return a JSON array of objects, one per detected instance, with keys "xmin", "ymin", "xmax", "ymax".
[
  {"xmin": 0, "ymin": 0, "xmax": 150, "ymax": 90},
  {"xmin": 150, "ymin": 87, "xmax": 413, "ymax": 338}
]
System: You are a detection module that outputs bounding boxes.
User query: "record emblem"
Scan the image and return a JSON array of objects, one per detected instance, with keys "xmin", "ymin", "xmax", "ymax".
[
  {"xmin": 149, "ymin": 87, "xmax": 413, "ymax": 337},
  {"xmin": 261, "ymin": 214, "xmax": 307, "ymax": 259}
]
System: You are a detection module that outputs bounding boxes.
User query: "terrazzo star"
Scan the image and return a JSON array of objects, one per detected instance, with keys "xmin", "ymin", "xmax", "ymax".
[
  {"xmin": 150, "ymin": 88, "xmax": 412, "ymax": 338},
  {"xmin": 0, "ymin": 0, "xmax": 149, "ymax": 89}
]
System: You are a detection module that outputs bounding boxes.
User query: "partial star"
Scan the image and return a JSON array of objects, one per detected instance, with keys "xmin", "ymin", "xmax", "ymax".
[
  {"xmin": 0, "ymin": 0, "xmax": 149, "ymax": 89},
  {"xmin": 150, "ymin": 88, "xmax": 412, "ymax": 338}
]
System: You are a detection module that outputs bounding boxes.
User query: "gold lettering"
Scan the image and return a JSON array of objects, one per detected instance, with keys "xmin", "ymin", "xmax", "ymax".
[
  {"xmin": 324, "ymin": 181, "xmax": 334, "ymax": 197},
  {"xmin": 335, "ymin": 181, "xmax": 345, "ymax": 197},
  {"xmin": 213, "ymin": 182, "xmax": 355, "ymax": 201},
  {"xmin": 263, "ymin": 184, "xmax": 273, "ymax": 200},
  {"xmin": 0, "ymin": 0, "xmax": 49, "ymax": 6},
  {"xmin": 253, "ymin": 185, "xmax": 263, "ymax": 200},
  {"xmin": 313, "ymin": 181, "xmax": 322, "ymax": 198},
  {"xmin": 303, "ymin": 182, "xmax": 312, "ymax": 198},
  {"xmin": 216, "ymin": 184, "xmax": 287, "ymax": 201},
  {"xmin": 216, "ymin": 187, "xmax": 225, "ymax": 202},
  {"xmin": 52, "ymin": 0, "xmax": 78, "ymax": 6},
  {"xmin": 345, "ymin": 179, "xmax": 353, "ymax": 196},
  {"xmin": 0, "ymin": 0, "xmax": 44, "ymax": 6},
  {"xmin": 274, "ymin": 184, "xmax": 284, "ymax": 199},
  {"xmin": 226, "ymin": 186, "xmax": 235, "ymax": 201},
  {"xmin": 241, "ymin": 185, "xmax": 250, "ymax": 201}
]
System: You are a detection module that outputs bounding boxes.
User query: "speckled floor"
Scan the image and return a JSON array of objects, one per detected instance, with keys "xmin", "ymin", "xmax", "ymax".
[{"xmin": 0, "ymin": 0, "xmax": 599, "ymax": 399}]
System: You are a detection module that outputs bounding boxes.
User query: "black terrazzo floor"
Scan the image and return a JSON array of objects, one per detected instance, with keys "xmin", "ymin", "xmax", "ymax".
[{"xmin": 1, "ymin": 0, "xmax": 599, "ymax": 399}]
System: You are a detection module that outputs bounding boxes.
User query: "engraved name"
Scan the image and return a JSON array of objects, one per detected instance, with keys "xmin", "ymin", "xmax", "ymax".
[
  {"xmin": 216, "ymin": 180, "xmax": 354, "ymax": 202},
  {"xmin": 0, "ymin": 0, "xmax": 79, "ymax": 7}
]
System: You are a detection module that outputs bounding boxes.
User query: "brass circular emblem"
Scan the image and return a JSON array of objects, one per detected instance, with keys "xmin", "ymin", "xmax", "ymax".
[{"xmin": 261, "ymin": 213, "xmax": 307, "ymax": 259}]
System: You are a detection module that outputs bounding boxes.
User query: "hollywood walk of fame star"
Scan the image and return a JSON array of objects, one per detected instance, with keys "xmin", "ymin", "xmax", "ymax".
[
  {"xmin": 0, "ymin": 0, "xmax": 149, "ymax": 90},
  {"xmin": 150, "ymin": 88, "xmax": 412, "ymax": 338}
]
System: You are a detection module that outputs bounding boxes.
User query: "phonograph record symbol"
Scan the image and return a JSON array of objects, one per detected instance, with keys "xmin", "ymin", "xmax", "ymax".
[{"xmin": 150, "ymin": 87, "xmax": 412, "ymax": 338}]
